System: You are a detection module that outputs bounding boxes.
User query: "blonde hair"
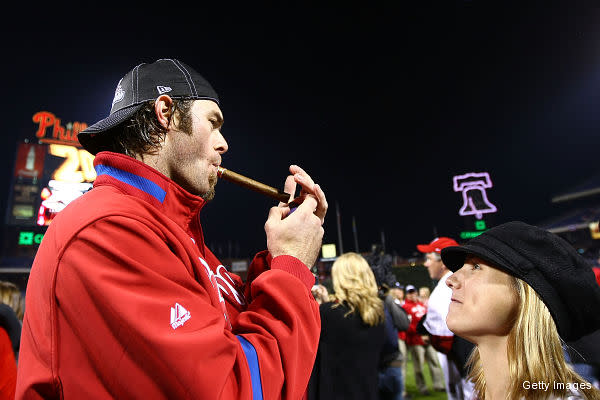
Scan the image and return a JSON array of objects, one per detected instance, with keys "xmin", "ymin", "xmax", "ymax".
[
  {"xmin": 467, "ymin": 278, "xmax": 600, "ymax": 400},
  {"xmin": 0, "ymin": 281, "xmax": 24, "ymax": 321},
  {"xmin": 330, "ymin": 252, "xmax": 384, "ymax": 327}
]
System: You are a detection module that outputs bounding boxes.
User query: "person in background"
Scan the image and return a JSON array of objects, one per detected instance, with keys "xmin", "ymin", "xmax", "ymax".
[
  {"xmin": 389, "ymin": 284, "xmax": 404, "ymax": 306},
  {"xmin": 309, "ymin": 252, "xmax": 396, "ymax": 400},
  {"xmin": 311, "ymin": 284, "xmax": 330, "ymax": 305},
  {"xmin": 443, "ymin": 221, "xmax": 600, "ymax": 399},
  {"xmin": 378, "ymin": 283, "xmax": 410, "ymax": 400},
  {"xmin": 389, "ymin": 283, "xmax": 409, "ymax": 398},
  {"xmin": 0, "ymin": 281, "xmax": 23, "ymax": 400},
  {"xmin": 0, "ymin": 282, "xmax": 24, "ymax": 322},
  {"xmin": 402, "ymin": 285, "xmax": 445, "ymax": 395},
  {"xmin": 418, "ymin": 286, "xmax": 430, "ymax": 307},
  {"xmin": 417, "ymin": 236, "xmax": 475, "ymax": 400}
]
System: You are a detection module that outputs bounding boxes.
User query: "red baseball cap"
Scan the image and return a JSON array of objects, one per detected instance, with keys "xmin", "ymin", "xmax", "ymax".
[{"xmin": 417, "ymin": 237, "xmax": 459, "ymax": 253}]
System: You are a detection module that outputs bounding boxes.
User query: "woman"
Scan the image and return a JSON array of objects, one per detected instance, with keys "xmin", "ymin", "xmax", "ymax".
[
  {"xmin": 441, "ymin": 221, "xmax": 600, "ymax": 400},
  {"xmin": 308, "ymin": 252, "xmax": 397, "ymax": 400}
]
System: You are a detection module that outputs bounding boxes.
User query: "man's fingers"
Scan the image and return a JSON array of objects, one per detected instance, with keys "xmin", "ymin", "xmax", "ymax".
[
  {"xmin": 313, "ymin": 184, "xmax": 328, "ymax": 224},
  {"xmin": 267, "ymin": 205, "xmax": 283, "ymax": 220},
  {"xmin": 290, "ymin": 165, "xmax": 316, "ymax": 195},
  {"xmin": 285, "ymin": 165, "xmax": 327, "ymax": 224},
  {"xmin": 266, "ymin": 205, "xmax": 290, "ymax": 223},
  {"xmin": 296, "ymin": 194, "xmax": 318, "ymax": 215},
  {"xmin": 279, "ymin": 175, "xmax": 297, "ymax": 206}
]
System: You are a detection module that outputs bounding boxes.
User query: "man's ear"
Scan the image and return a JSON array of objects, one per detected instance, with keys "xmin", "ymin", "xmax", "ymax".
[{"xmin": 154, "ymin": 95, "xmax": 174, "ymax": 129}]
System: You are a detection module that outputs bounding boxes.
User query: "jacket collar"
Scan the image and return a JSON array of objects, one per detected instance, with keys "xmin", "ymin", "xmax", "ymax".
[{"xmin": 92, "ymin": 152, "xmax": 206, "ymax": 231}]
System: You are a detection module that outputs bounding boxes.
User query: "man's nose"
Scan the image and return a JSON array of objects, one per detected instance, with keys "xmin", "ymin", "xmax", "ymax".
[{"xmin": 215, "ymin": 131, "xmax": 228, "ymax": 154}]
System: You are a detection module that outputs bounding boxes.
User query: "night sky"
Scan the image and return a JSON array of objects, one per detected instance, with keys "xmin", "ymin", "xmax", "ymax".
[{"xmin": 3, "ymin": 3, "xmax": 600, "ymax": 259}]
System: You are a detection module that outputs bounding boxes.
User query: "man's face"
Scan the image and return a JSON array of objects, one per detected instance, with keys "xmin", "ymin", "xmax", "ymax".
[
  {"xmin": 424, "ymin": 252, "xmax": 446, "ymax": 280},
  {"xmin": 406, "ymin": 290, "xmax": 417, "ymax": 301},
  {"xmin": 163, "ymin": 100, "xmax": 227, "ymax": 199},
  {"xmin": 389, "ymin": 288, "xmax": 404, "ymax": 301}
]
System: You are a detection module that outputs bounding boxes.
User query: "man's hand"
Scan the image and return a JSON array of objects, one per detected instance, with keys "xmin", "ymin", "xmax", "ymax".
[
  {"xmin": 285, "ymin": 165, "xmax": 328, "ymax": 224},
  {"xmin": 264, "ymin": 165, "xmax": 328, "ymax": 268}
]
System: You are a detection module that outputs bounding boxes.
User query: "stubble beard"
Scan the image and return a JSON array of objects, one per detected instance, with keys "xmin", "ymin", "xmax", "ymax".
[{"xmin": 201, "ymin": 172, "xmax": 218, "ymax": 201}]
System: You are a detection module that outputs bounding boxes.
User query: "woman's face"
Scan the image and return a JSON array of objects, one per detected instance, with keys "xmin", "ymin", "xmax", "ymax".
[{"xmin": 445, "ymin": 256, "xmax": 519, "ymax": 341}]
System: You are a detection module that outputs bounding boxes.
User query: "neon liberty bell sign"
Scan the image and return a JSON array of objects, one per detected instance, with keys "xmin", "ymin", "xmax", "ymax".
[{"xmin": 453, "ymin": 172, "xmax": 497, "ymax": 219}]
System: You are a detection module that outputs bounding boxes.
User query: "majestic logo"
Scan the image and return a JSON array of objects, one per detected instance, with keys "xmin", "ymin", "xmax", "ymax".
[
  {"xmin": 170, "ymin": 303, "xmax": 191, "ymax": 330},
  {"xmin": 112, "ymin": 79, "xmax": 125, "ymax": 105},
  {"xmin": 157, "ymin": 85, "xmax": 172, "ymax": 95}
]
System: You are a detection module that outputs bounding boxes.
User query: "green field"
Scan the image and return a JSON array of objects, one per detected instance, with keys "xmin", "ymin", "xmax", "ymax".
[{"xmin": 404, "ymin": 353, "xmax": 448, "ymax": 400}]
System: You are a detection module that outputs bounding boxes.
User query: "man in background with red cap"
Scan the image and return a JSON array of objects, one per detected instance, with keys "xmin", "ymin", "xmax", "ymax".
[{"xmin": 417, "ymin": 237, "xmax": 474, "ymax": 400}]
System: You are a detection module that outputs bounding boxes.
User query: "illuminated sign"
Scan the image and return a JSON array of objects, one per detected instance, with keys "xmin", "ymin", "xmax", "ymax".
[
  {"xmin": 14, "ymin": 143, "xmax": 46, "ymax": 180},
  {"xmin": 475, "ymin": 220, "xmax": 486, "ymax": 230},
  {"xmin": 18, "ymin": 231, "xmax": 45, "ymax": 246},
  {"xmin": 48, "ymin": 144, "xmax": 96, "ymax": 183},
  {"xmin": 33, "ymin": 112, "xmax": 96, "ymax": 226},
  {"xmin": 37, "ymin": 180, "xmax": 92, "ymax": 226},
  {"xmin": 33, "ymin": 111, "xmax": 88, "ymax": 147},
  {"xmin": 460, "ymin": 220, "xmax": 489, "ymax": 240},
  {"xmin": 321, "ymin": 243, "xmax": 337, "ymax": 259},
  {"xmin": 6, "ymin": 112, "xmax": 96, "ymax": 228},
  {"xmin": 591, "ymin": 221, "xmax": 600, "ymax": 240},
  {"xmin": 453, "ymin": 172, "xmax": 498, "ymax": 219}
]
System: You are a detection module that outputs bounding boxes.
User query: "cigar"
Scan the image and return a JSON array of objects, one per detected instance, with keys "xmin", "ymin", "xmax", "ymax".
[{"xmin": 216, "ymin": 166, "xmax": 301, "ymax": 208}]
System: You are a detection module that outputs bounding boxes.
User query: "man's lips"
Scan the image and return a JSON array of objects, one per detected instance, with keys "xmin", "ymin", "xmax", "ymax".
[{"xmin": 451, "ymin": 298, "xmax": 462, "ymax": 304}]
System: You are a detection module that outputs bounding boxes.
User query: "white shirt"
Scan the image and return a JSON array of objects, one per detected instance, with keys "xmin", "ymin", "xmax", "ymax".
[{"xmin": 423, "ymin": 270, "xmax": 454, "ymax": 336}]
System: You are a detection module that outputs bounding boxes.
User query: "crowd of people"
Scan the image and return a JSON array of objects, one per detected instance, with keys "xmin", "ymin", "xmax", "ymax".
[
  {"xmin": 308, "ymin": 231, "xmax": 600, "ymax": 400},
  {"xmin": 308, "ymin": 237, "xmax": 472, "ymax": 400}
]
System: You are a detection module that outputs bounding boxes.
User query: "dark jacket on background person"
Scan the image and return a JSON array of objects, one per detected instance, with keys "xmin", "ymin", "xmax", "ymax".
[
  {"xmin": 0, "ymin": 304, "xmax": 20, "ymax": 358},
  {"xmin": 309, "ymin": 301, "xmax": 395, "ymax": 400},
  {"xmin": 382, "ymin": 294, "xmax": 409, "ymax": 365}
]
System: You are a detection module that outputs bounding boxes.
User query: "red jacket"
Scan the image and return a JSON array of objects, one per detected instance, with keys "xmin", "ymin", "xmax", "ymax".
[
  {"xmin": 0, "ymin": 327, "xmax": 16, "ymax": 400},
  {"xmin": 401, "ymin": 299, "xmax": 427, "ymax": 346},
  {"xmin": 16, "ymin": 152, "xmax": 320, "ymax": 400}
]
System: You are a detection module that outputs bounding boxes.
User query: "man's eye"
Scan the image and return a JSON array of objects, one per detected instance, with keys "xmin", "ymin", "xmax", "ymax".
[{"xmin": 472, "ymin": 264, "xmax": 481, "ymax": 270}]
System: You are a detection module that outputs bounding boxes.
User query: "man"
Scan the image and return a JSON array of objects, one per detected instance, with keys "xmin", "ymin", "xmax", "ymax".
[
  {"xmin": 377, "ymin": 283, "xmax": 409, "ymax": 400},
  {"xmin": 417, "ymin": 237, "xmax": 474, "ymax": 400},
  {"xmin": 401, "ymin": 285, "xmax": 444, "ymax": 396},
  {"xmin": 389, "ymin": 283, "xmax": 409, "ymax": 399},
  {"xmin": 16, "ymin": 59, "xmax": 328, "ymax": 399}
]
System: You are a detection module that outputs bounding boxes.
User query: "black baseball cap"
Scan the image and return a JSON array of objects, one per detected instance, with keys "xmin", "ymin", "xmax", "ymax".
[
  {"xmin": 78, "ymin": 58, "xmax": 219, "ymax": 155},
  {"xmin": 441, "ymin": 221, "xmax": 600, "ymax": 341}
]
